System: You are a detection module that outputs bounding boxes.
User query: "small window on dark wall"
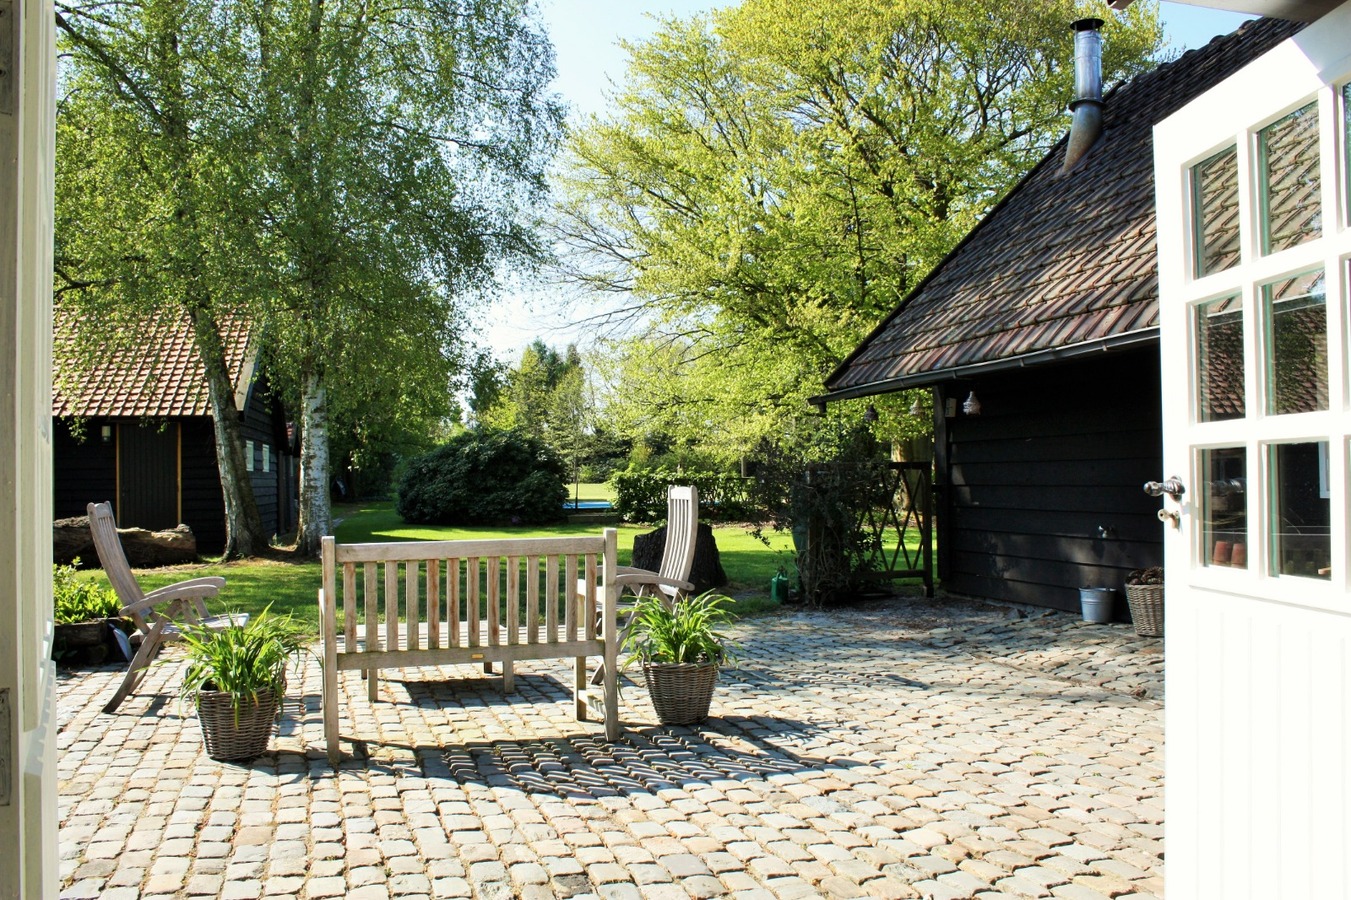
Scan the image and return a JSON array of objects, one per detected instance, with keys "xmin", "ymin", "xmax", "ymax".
[
  {"xmin": 263, "ymin": 444, "xmax": 271, "ymax": 473},
  {"xmin": 1259, "ymin": 101, "xmax": 1321, "ymax": 255},
  {"xmin": 1192, "ymin": 145, "xmax": 1240, "ymax": 277},
  {"xmin": 245, "ymin": 439, "xmax": 254, "ymax": 473}
]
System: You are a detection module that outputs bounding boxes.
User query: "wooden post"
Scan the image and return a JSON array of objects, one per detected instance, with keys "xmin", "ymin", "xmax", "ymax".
[
  {"xmin": 601, "ymin": 528, "xmax": 620, "ymax": 740},
  {"xmin": 321, "ymin": 537, "xmax": 340, "ymax": 764}
]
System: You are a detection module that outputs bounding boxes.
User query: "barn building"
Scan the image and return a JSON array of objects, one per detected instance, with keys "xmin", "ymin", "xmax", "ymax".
[
  {"xmin": 817, "ymin": 17, "xmax": 1302, "ymax": 613},
  {"xmin": 53, "ymin": 314, "xmax": 298, "ymax": 554}
]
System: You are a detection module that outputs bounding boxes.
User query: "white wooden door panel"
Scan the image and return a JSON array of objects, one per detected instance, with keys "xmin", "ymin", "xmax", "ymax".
[{"xmin": 1155, "ymin": 4, "xmax": 1351, "ymax": 895}]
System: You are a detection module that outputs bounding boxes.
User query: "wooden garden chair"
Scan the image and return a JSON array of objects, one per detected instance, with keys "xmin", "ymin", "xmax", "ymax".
[
  {"xmin": 86, "ymin": 501, "xmax": 247, "ymax": 713},
  {"xmin": 583, "ymin": 485, "xmax": 699, "ymax": 684}
]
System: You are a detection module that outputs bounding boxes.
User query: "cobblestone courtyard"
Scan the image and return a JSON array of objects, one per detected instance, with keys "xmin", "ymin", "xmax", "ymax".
[{"xmin": 57, "ymin": 598, "xmax": 1164, "ymax": 900}]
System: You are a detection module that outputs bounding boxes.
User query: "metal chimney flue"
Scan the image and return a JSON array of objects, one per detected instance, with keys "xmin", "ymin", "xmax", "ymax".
[{"xmin": 1062, "ymin": 18, "xmax": 1104, "ymax": 173}]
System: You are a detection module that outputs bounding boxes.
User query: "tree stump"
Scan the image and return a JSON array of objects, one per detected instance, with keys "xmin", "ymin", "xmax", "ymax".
[
  {"xmin": 631, "ymin": 522, "xmax": 728, "ymax": 595},
  {"xmin": 54, "ymin": 516, "xmax": 198, "ymax": 567}
]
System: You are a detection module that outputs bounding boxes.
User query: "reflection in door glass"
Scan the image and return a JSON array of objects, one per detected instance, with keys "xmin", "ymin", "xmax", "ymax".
[
  {"xmin": 1263, "ymin": 269, "xmax": 1327, "ymax": 415},
  {"xmin": 1195, "ymin": 294, "xmax": 1244, "ymax": 422},
  {"xmin": 1269, "ymin": 442, "xmax": 1331, "ymax": 580},
  {"xmin": 1259, "ymin": 102, "xmax": 1321, "ymax": 255},
  {"xmin": 1201, "ymin": 447, "xmax": 1247, "ymax": 569},
  {"xmin": 1192, "ymin": 146, "xmax": 1240, "ymax": 277}
]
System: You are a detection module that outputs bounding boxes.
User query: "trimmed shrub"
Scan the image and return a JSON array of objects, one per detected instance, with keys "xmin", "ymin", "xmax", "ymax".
[
  {"xmin": 610, "ymin": 467, "xmax": 753, "ymax": 524},
  {"xmin": 396, "ymin": 429, "xmax": 569, "ymax": 525}
]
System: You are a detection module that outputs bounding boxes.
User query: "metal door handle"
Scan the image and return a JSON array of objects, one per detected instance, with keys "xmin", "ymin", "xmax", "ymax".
[{"xmin": 1143, "ymin": 477, "xmax": 1185, "ymax": 500}]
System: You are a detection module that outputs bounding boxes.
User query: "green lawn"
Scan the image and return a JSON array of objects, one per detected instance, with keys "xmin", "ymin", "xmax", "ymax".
[{"xmin": 113, "ymin": 501, "xmax": 793, "ymax": 635}]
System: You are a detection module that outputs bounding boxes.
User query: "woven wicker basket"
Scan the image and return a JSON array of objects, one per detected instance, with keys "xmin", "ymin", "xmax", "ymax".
[
  {"xmin": 642, "ymin": 662, "xmax": 718, "ymax": 725},
  {"xmin": 196, "ymin": 687, "xmax": 283, "ymax": 762},
  {"xmin": 1125, "ymin": 584, "xmax": 1164, "ymax": 637}
]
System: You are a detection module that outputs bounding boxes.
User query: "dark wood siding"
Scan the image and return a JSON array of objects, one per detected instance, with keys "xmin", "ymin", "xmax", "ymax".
[
  {"xmin": 936, "ymin": 348, "xmax": 1163, "ymax": 613},
  {"xmin": 53, "ymin": 418, "xmax": 117, "ymax": 519},
  {"xmin": 180, "ymin": 418, "xmax": 226, "ymax": 552},
  {"xmin": 117, "ymin": 422, "xmax": 180, "ymax": 529},
  {"xmin": 54, "ymin": 380, "xmax": 297, "ymax": 555}
]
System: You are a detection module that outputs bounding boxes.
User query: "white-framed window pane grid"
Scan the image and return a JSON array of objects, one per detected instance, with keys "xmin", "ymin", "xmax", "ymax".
[{"xmin": 1177, "ymin": 83, "xmax": 1351, "ymax": 601}]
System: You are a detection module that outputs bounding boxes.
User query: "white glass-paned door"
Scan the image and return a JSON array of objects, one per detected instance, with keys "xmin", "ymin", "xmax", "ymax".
[{"xmin": 1154, "ymin": 8, "xmax": 1351, "ymax": 896}]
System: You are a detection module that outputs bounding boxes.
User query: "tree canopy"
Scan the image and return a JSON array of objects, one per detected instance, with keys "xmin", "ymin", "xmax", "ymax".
[
  {"xmin": 56, "ymin": 0, "xmax": 564, "ymax": 554},
  {"xmin": 556, "ymin": 0, "xmax": 1164, "ymax": 459}
]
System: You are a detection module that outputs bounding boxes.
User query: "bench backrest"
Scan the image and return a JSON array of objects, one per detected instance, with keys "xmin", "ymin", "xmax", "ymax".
[{"xmin": 321, "ymin": 532, "xmax": 617, "ymax": 654}]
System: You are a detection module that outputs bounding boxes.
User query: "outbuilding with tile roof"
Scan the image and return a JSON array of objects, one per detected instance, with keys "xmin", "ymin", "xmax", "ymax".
[
  {"xmin": 815, "ymin": 18, "xmax": 1303, "ymax": 612},
  {"xmin": 53, "ymin": 312, "xmax": 298, "ymax": 554}
]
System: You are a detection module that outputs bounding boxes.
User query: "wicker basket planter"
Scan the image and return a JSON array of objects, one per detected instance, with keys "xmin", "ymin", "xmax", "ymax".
[
  {"xmin": 1124, "ymin": 584, "xmax": 1164, "ymax": 637},
  {"xmin": 642, "ymin": 662, "xmax": 718, "ymax": 725},
  {"xmin": 196, "ymin": 687, "xmax": 283, "ymax": 762}
]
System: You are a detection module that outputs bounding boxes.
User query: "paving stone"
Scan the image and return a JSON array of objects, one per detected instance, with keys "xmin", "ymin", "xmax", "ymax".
[{"xmin": 55, "ymin": 601, "xmax": 1163, "ymax": 900}]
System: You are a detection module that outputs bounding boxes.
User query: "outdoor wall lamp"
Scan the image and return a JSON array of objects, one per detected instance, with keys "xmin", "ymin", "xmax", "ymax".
[
  {"xmin": 100, "ymin": 424, "xmax": 112, "ymax": 444},
  {"xmin": 909, "ymin": 395, "xmax": 924, "ymax": 417},
  {"xmin": 963, "ymin": 392, "xmax": 982, "ymax": 416},
  {"xmin": 863, "ymin": 404, "xmax": 879, "ymax": 423}
]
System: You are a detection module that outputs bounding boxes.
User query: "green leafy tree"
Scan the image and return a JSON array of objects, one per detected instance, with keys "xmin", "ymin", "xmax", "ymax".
[
  {"xmin": 557, "ymin": 0, "xmax": 1163, "ymax": 458},
  {"xmin": 246, "ymin": 0, "xmax": 563, "ymax": 555},
  {"xmin": 55, "ymin": 0, "xmax": 269, "ymax": 558},
  {"xmin": 56, "ymin": 0, "xmax": 564, "ymax": 556}
]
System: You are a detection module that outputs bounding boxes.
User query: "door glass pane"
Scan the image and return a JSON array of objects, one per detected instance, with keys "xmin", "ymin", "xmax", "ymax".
[
  {"xmin": 1344, "ymin": 84, "xmax": 1351, "ymax": 213},
  {"xmin": 1263, "ymin": 269, "xmax": 1327, "ymax": 415},
  {"xmin": 1201, "ymin": 447, "xmax": 1248, "ymax": 569},
  {"xmin": 1195, "ymin": 294, "xmax": 1244, "ymax": 421},
  {"xmin": 1269, "ymin": 442, "xmax": 1331, "ymax": 579},
  {"xmin": 1259, "ymin": 102, "xmax": 1321, "ymax": 255},
  {"xmin": 1193, "ymin": 146, "xmax": 1240, "ymax": 277}
]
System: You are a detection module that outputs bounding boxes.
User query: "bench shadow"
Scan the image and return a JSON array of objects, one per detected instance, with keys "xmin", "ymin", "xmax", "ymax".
[
  {"xmin": 320, "ymin": 713, "xmax": 856, "ymax": 800},
  {"xmin": 296, "ymin": 671, "xmax": 861, "ymax": 795}
]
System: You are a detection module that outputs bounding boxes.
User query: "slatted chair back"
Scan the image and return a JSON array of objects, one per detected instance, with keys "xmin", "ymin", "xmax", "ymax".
[
  {"xmin": 657, "ymin": 485, "xmax": 699, "ymax": 596},
  {"xmin": 87, "ymin": 502, "xmax": 148, "ymax": 623}
]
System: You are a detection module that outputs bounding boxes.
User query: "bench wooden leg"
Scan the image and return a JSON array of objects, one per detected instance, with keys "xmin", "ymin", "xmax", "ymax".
[
  {"xmin": 574, "ymin": 656, "xmax": 588, "ymax": 721},
  {"xmin": 602, "ymin": 654, "xmax": 619, "ymax": 742},
  {"xmin": 502, "ymin": 659, "xmax": 514, "ymax": 693}
]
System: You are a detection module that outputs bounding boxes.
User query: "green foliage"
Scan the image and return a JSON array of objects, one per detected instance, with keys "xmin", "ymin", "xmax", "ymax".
[
  {"xmin": 55, "ymin": 0, "xmax": 565, "ymax": 554},
  {"xmin": 52, "ymin": 559, "xmax": 121, "ymax": 624},
  {"xmin": 396, "ymin": 429, "xmax": 569, "ymax": 526},
  {"xmin": 610, "ymin": 468, "xmax": 753, "ymax": 524},
  {"xmin": 559, "ymin": 0, "xmax": 1164, "ymax": 457},
  {"xmin": 177, "ymin": 608, "xmax": 306, "ymax": 711},
  {"xmin": 622, "ymin": 592, "xmax": 738, "ymax": 666},
  {"xmin": 747, "ymin": 419, "xmax": 894, "ymax": 605}
]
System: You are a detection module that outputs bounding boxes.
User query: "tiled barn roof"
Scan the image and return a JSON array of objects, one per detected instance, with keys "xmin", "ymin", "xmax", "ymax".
[
  {"xmin": 53, "ymin": 311, "xmax": 255, "ymax": 418},
  {"xmin": 822, "ymin": 17, "xmax": 1304, "ymax": 399}
]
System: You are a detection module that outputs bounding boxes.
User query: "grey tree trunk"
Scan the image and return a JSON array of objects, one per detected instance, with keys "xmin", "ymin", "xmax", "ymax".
[
  {"xmin": 296, "ymin": 372, "xmax": 331, "ymax": 556},
  {"xmin": 189, "ymin": 309, "xmax": 268, "ymax": 559}
]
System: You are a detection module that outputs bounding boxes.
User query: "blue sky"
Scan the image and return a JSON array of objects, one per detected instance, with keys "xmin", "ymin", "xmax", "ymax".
[{"xmin": 485, "ymin": 1, "xmax": 1256, "ymax": 357}]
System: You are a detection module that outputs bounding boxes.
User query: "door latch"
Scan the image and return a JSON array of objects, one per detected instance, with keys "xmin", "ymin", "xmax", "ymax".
[{"xmin": 1143, "ymin": 477, "xmax": 1185, "ymax": 500}]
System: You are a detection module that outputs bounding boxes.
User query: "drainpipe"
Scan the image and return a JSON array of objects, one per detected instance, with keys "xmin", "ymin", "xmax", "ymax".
[{"xmin": 1062, "ymin": 18, "xmax": 1104, "ymax": 173}]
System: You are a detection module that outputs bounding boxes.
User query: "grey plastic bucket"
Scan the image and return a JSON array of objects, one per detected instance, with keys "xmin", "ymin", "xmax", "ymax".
[{"xmin": 1079, "ymin": 587, "xmax": 1115, "ymax": 624}]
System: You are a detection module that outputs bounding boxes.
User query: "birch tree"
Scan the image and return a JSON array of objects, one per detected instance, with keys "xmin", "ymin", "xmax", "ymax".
[
  {"xmin": 56, "ymin": 0, "xmax": 563, "ymax": 556},
  {"xmin": 55, "ymin": 0, "xmax": 269, "ymax": 559},
  {"xmin": 249, "ymin": 0, "xmax": 562, "ymax": 555}
]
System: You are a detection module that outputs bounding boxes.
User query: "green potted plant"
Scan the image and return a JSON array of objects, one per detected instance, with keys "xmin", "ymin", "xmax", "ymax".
[
  {"xmin": 623, "ymin": 591, "xmax": 736, "ymax": 725},
  {"xmin": 178, "ymin": 608, "xmax": 304, "ymax": 762},
  {"xmin": 52, "ymin": 559, "xmax": 124, "ymax": 664}
]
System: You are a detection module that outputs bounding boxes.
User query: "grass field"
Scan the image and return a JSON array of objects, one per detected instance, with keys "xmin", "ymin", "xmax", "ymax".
[{"xmin": 115, "ymin": 501, "xmax": 793, "ymax": 634}]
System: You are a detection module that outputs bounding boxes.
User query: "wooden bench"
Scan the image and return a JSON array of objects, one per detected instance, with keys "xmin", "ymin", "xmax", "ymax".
[{"xmin": 319, "ymin": 530, "xmax": 621, "ymax": 764}]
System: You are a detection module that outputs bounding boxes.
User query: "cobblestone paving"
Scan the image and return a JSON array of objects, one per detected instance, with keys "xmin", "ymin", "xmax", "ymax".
[{"xmin": 57, "ymin": 597, "xmax": 1164, "ymax": 900}]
